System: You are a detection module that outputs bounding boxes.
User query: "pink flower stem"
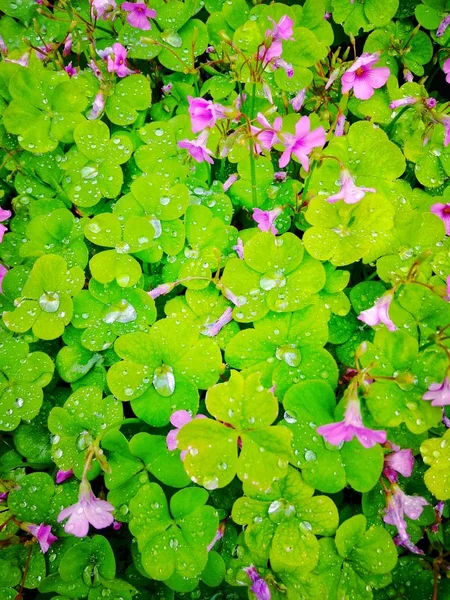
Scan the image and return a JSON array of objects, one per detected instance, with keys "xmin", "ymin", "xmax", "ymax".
[{"xmin": 249, "ymin": 83, "xmax": 258, "ymax": 207}]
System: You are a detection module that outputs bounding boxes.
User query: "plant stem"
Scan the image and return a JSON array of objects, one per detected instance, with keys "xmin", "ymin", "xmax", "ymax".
[
  {"xmin": 301, "ymin": 160, "xmax": 317, "ymax": 203},
  {"xmin": 385, "ymin": 106, "xmax": 410, "ymax": 135},
  {"xmin": 249, "ymin": 82, "xmax": 258, "ymax": 207}
]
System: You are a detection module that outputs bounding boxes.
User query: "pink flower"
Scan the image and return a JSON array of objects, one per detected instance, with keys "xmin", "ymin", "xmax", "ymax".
[
  {"xmin": 358, "ymin": 292, "xmax": 397, "ymax": 331},
  {"xmin": 341, "ymin": 52, "xmax": 390, "ymax": 100},
  {"xmin": 258, "ymin": 39, "xmax": 283, "ymax": 64},
  {"xmin": 384, "ymin": 448, "xmax": 414, "ymax": 483},
  {"xmin": 106, "ymin": 43, "xmax": 134, "ymax": 78},
  {"xmin": 445, "ymin": 275, "xmax": 450, "ymax": 301},
  {"xmin": 431, "ymin": 202, "xmax": 450, "ymax": 234},
  {"xmin": 279, "ymin": 116, "xmax": 325, "ymax": 170},
  {"xmin": 91, "ymin": 0, "xmax": 117, "ymax": 20},
  {"xmin": 263, "ymin": 83, "xmax": 273, "ymax": 105},
  {"xmin": 122, "ymin": 2, "xmax": 156, "ymax": 30},
  {"xmin": 223, "ymin": 173, "xmax": 237, "ymax": 192},
  {"xmin": 0, "ymin": 207, "xmax": 12, "ymax": 243},
  {"xmin": 63, "ymin": 34, "xmax": 72, "ymax": 56},
  {"xmin": 389, "ymin": 97, "xmax": 417, "ymax": 109},
  {"xmin": 207, "ymin": 522, "xmax": 225, "ymax": 551},
  {"xmin": 0, "ymin": 264, "xmax": 7, "ymax": 294},
  {"xmin": 251, "ymin": 113, "xmax": 282, "ymax": 152},
  {"xmin": 384, "ymin": 484, "xmax": 428, "ymax": 554},
  {"xmin": 166, "ymin": 410, "xmax": 206, "ymax": 459},
  {"xmin": 324, "ymin": 11, "xmax": 331, "ymax": 20},
  {"xmin": 437, "ymin": 14, "xmax": 450, "ymax": 37},
  {"xmin": 403, "ymin": 69, "xmax": 414, "ymax": 82},
  {"xmin": 5, "ymin": 53, "xmax": 29, "ymax": 67},
  {"xmin": 266, "ymin": 15, "xmax": 294, "ymax": 41},
  {"xmin": 232, "ymin": 238, "xmax": 244, "ymax": 260},
  {"xmin": 0, "ymin": 36, "xmax": 7, "ymax": 55},
  {"xmin": 317, "ymin": 394, "xmax": 387, "ymax": 449},
  {"xmin": 178, "ymin": 131, "xmax": 214, "ymax": 164},
  {"xmin": 148, "ymin": 282, "xmax": 174, "ymax": 299},
  {"xmin": 274, "ymin": 171, "xmax": 287, "ymax": 181},
  {"xmin": 64, "ymin": 62, "xmax": 77, "ymax": 77},
  {"xmin": 426, "ymin": 97, "xmax": 437, "ymax": 108},
  {"xmin": 202, "ymin": 307, "xmax": 233, "ymax": 337},
  {"xmin": 57, "ymin": 479, "xmax": 114, "ymax": 537},
  {"xmin": 442, "ymin": 408, "xmax": 450, "ymax": 428},
  {"xmin": 441, "ymin": 117, "xmax": 450, "ymax": 147},
  {"xmin": 87, "ymin": 92, "xmax": 105, "ymax": 120},
  {"xmin": 223, "ymin": 287, "xmax": 245, "ymax": 306},
  {"xmin": 327, "ymin": 169, "xmax": 376, "ymax": 204},
  {"xmin": 187, "ymin": 96, "xmax": 227, "ymax": 133},
  {"xmin": 162, "ymin": 83, "xmax": 172, "ymax": 94},
  {"xmin": 444, "ymin": 58, "xmax": 450, "ymax": 84},
  {"xmin": 88, "ymin": 60, "xmax": 103, "ymax": 79},
  {"xmin": 423, "ymin": 377, "xmax": 450, "ymax": 407},
  {"xmin": 291, "ymin": 88, "xmax": 306, "ymax": 112},
  {"xmin": 0, "ymin": 492, "xmax": 8, "ymax": 503},
  {"xmin": 325, "ymin": 67, "xmax": 340, "ymax": 91},
  {"xmin": 36, "ymin": 44, "xmax": 52, "ymax": 60},
  {"xmin": 25, "ymin": 523, "xmax": 58, "ymax": 554},
  {"xmin": 431, "ymin": 501, "xmax": 445, "ymax": 533},
  {"xmin": 56, "ymin": 469, "xmax": 74, "ymax": 484},
  {"xmin": 244, "ymin": 566, "xmax": 271, "ymax": 600},
  {"xmin": 273, "ymin": 58, "xmax": 294, "ymax": 78},
  {"xmin": 252, "ymin": 207, "xmax": 282, "ymax": 235},
  {"xmin": 335, "ymin": 113, "xmax": 346, "ymax": 137}
]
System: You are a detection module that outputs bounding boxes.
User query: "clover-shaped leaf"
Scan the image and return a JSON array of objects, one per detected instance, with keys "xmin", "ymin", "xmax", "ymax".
[
  {"xmin": 3, "ymin": 254, "xmax": 84, "ymax": 339},
  {"xmin": 177, "ymin": 371, "xmax": 293, "ymax": 492},
  {"xmin": 105, "ymin": 74, "xmax": 151, "ymax": 126},
  {"xmin": 420, "ymin": 429, "xmax": 450, "ymax": 500},
  {"xmin": 129, "ymin": 483, "xmax": 218, "ymax": 581},
  {"xmin": 107, "ymin": 318, "xmax": 222, "ymax": 426}
]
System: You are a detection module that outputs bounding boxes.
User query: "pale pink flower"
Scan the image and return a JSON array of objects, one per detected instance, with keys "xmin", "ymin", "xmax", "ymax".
[
  {"xmin": 0, "ymin": 492, "xmax": 8, "ymax": 503},
  {"xmin": 88, "ymin": 60, "xmax": 103, "ymax": 79},
  {"xmin": 445, "ymin": 275, "xmax": 450, "ymax": 301},
  {"xmin": 202, "ymin": 307, "xmax": 233, "ymax": 337},
  {"xmin": 263, "ymin": 83, "xmax": 273, "ymax": 105},
  {"xmin": 36, "ymin": 44, "xmax": 52, "ymax": 60},
  {"xmin": 403, "ymin": 69, "xmax": 414, "ymax": 82},
  {"xmin": 279, "ymin": 116, "xmax": 325, "ymax": 170},
  {"xmin": 442, "ymin": 408, "xmax": 450, "ymax": 428},
  {"xmin": 431, "ymin": 202, "xmax": 450, "ymax": 234},
  {"xmin": 0, "ymin": 36, "xmax": 7, "ymax": 55},
  {"xmin": 57, "ymin": 480, "xmax": 114, "ymax": 537},
  {"xmin": 251, "ymin": 113, "xmax": 282, "ymax": 152},
  {"xmin": 273, "ymin": 58, "xmax": 294, "ymax": 78},
  {"xmin": 113, "ymin": 520, "xmax": 122, "ymax": 530},
  {"xmin": 335, "ymin": 113, "xmax": 346, "ymax": 137},
  {"xmin": 325, "ymin": 67, "xmax": 340, "ymax": 91},
  {"xmin": 91, "ymin": 0, "xmax": 117, "ymax": 20},
  {"xmin": 178, "ymin": 131, "xmax": 214, "ymax": 164},
  {"xmin": 252, "ymin": 207, "xmax": 282, "ymax": 235},
  {"xmin": 317, "ymin": 395, "xmax": 386, "ymax": 449},
  {"xmin": 56, "ymin": 469, "xmax": 74, "ymax": 484},
  {"xmin": 63, "ymin": 34, "xmax": 72, "ymax": 56},
  {"xmin": 274, "ymin": 171, "xmax": 287, "ymax": 181},
  {"xmin": 106, "ymin": 43, "xmax": 134, "ymax": 78},
  {"xmin": 0, "ymin": 207, "xmax": 12, "ymax": 243},
  {"xmin": 258, "ymin": 39, "xmax": 282, "ymax": 64},
  {"xmin": 122, "ymin": 2, "xmax": 156, "ymax": 30},
  {"xmin": 166, "ymin": 410, "xmax": 206, "ymax": 460},
  {"xmin": 232, "ymin": 238, "xmax": 244, "ymax": 259},
  {"xmin": 223, "ymin": 287, "xmax": 245, "ymax": 306},
  {"xmin": 0, "ymin": 264, "xmax": 7, "ymax": 294},
  {"xmin": 266, "ymin": 15, "xmax": 294, "ymax": 41},
  {"xmin": 426, "ymin": 97, "xmax": 437, "ymax": 108},
  {"xmin": 431, "ymin": 501, "xmax": 445, "ymax": 533},
  {"xmin": 291, "ymin": 88, "xmax": 306, "ymax": 112},
  {"xmin": 341, "ymin": 52, "xmax": 390, "ymax": 100},
  {"xmin": 187, "ymin": 96, "xmax": 227, "ymax": 133},
  {"xmin": 389, "ymin": 97, "xmax": 417, "ymax": 109},
  {"xmin": 87, "ymin": 92, "xmax": 105, "ymax": 120},
  {"xmin": 327, "ymin": 169, "xmax": 376, "ymax": 204},
  {"xmin": 358, "ymin": 293, "xmax": 397, "ymax": 332},
  {"xmin": 162, "ymin": 83, "xmax": 172, "ymax": 94},
  {"xmin": 423, "ymin": 377, "xmax": 450, "ymax": 407},
  {"xmin": 207, "ymin": 522, "xmax": 225, "ymax": 551},
  {"xmin": 384, "ymin": 448, "xmax": 414, "ymax": 483},
  {"xmin": 324, "ymin": 11, "xmax": 331, "ymax": 20},
  {"xmin": 244, "ymin": 566, "xmax": 271, "ymax": 600},
  {"xmin": 436, "ymin": 14, "xmax": 450, "ymax": 37},
  {"xmin": 444, "ymin": 58, "xmax": 450, "ymax": 84},
  {"xmin": 148, "ymin": 282, "xmax": 174, "ymax": 299},
  {"xmin": 25, "ymin": 523, "xmax": 57, "ymax": 554},
  {"xmin": 64, "ymin": 62, "xmax": 77, "ymax": 77},
  {"xmin": 5, "ymin": 53, "xmax": 29, "ymax": 67},
  {"xmin": 441, "ymin": 117, "xmax": 450, "ymax": 147},
  {"xmin": 223, "ymin": 174, "xmax": 237, "ymax": 191},
  {"xmin": 384, "ymin": 484, "xmax": 428, "ymax": 554}
]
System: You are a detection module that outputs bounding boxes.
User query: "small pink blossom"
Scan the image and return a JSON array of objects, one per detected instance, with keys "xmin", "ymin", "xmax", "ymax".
[
  {"xmin": 403, "ymin": 69, "xmax": 414, "ymax": 82},
  {"xmin": 290, "ymin": 88, "xmax": 306, "ymax": 112},
  {"xmin": 423, "ymin": 377, "xmax": 450, "ymax": 407},
  {"xmin": 335, "ymin": 113, "xmax": 346, "ymax": 137},
  {"xmin": 324, "ymin": 11, "xmax": 331, "ymax": 20},
  {"xmin": 0, "ymin": 492, "xmax": 8, "ymax": 503},
  {"xmin": 148, "ymin": 282, "xmax": 174, "ymax": 299},
  {"xmin": 87, "ymin": 92, "xmax": 105, "ymax": 120},
  {"xmin": 341, "ymin": 52, "xmax": 390, "ymax": 100},
  {"xmin": 273, "ymin": 58, "xmax": 294, "ymax": 78},
  {"xmin": 207, "ymin": 45, "xmax": 215, "ymax": 53},
  {"xmin": 445, "ymin": 275, "xmax": 450, "ymax": 301},
  {"xmin": 358, "ymin": 292, "xmax": 397, "ymax": 332},
  {"xmin": 207, "ymin": 522, "xmax": 225, "ymax": 551},
  {"xmin": 113, "ymin": 520, "xmax": 122, "ymax": 530},
  {"xmin": 122, "ymin": 2, "xmax": 156, "ymax": 30},
  {"xmin": 274, "ymin": 171, "xmax": 287, "ymax": 181},
  {"xmin": 91, "ymin": 0, "xmax": 117, "ymax": 20},
  {"xmin": 64, "ymin": 62, "xmax": 77, "ymax": 77},
  {"xmin": 56, "ymin": 469, "xmax": 74, "ymax": 484},
  {"xmin": 252, "ymin": 207, "xmax": 282, "ymax": 235},
  {"xmin": 36, "ymin": 44, "xmax": 52, "ymax": 60},
  {"xmin": 441, "ymin": 117, "xmax": 450, "ymax": 147},
  {"xmin": 106, "ymin": 43, "xmax": 134, "ymax": 78},
  {"xmin": 162, "ymin": 82, "xmax": 172, "ymax": 94},
  {"xmin": 0, "ymin": 207, "xmax": 12, "ymax": 243},
  {"xmin": 63, "ymin": 34, "xmax": 72, "ymax": 56},
  {"xmin": 325, "ymin": 67, "xmax": 340, "ymax": 91},
  {"xmin": 251, "ymin": 113, "xmax": 282, "ymax": 152},
  {"xmin": 166, "ymin": 410, "xmax": 206, "ymax": 460},
  {"xmin": 426, "ymin": 97, "xmax": 437, "ymax": 108},
  {"xmin": 57, "ymin": 479, "xmax": 114, "ymax": 537},
  {"xmin": 187, "ymin": 96, "xmax": 227, "ymax": 133},
  {"xmin": 5, "ymin": 53, "xmax": 29, "ymax": 67},
  {"xmin": 442, "ymin": 408, "xmax": 450, "ymax": 428},
  {"xmin": 384, "ymin": 448, "xmax": 414, "ymax": 483},
  {"xmin": 244, "ymin": 566, "xmax": 271, "ymax": 600},
  {"xmin": 258, "ymin": 39, "xmax": 282, "ymax": 64},
  {"xmin": 279, "ymin": 116, "xmax": 325, "ymax": 170},
  {"xmin": 384, "ymin": 484, "xmax": 428, "ymax": 554},
  {"xmin": 0, "ymin": 264, "xmax": 8, "ymax": 294},
  {"xmin": 327, "ymin": 169, "xmax": 376, "ymax": 205},
  {"xmin": 232, "ymin": 238, "xmax": 244, "ymax": 260},
  {"xmin": 25, "ymin": 523, "xmax": 58, "ymax": 554},
  {"xmin": 223, "ymin": 287, "xmax": 245, "ymax": 306},
  {"xmin": 389, "ymin": 97, "xmax": 417, "ymax": 109},
  {"xmin": 436, "ymin": 14, "xmax": 450, "ymax": 37},
  {"xmin": 431, "ymin": 202, "xmax": 450, "ymax": 234},
  {"xmin": 444, "ymin": 58, "xmax": 450, "ymax": 84},
  {"xmin": 88, "ymin": 60, "xmax": 103, "ymax": 79},
  {"xmin": 266, "ymin": 15, "xmax": 294, "ymax": 41},
  {"xmin": 202, "ymin": 307, "xmax": 233, "ymax": 337},
  {"xmin": 0, "ymin": 36, "xmax": 8, "ymax": 55},
  {"xmin": 263, "ymin": 83, "xmax": 273, "ymax": 105},
  {"xmin": 223, "ymin": 174, "xmax": 237, "ymax": 192},
  {"xmin": 431, "ymin": 501, "xmax": 445, "ymax": 533},
  {"xmin": 178, "ymin": 131, "xmax": 214, "ymax": 164},
  {"xmin": 317, "ymin": 394, "xmax": 387, "ymax": 449}
]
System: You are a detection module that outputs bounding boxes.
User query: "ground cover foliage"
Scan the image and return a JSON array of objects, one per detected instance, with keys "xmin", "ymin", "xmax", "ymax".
[{"xmin": 0, "ymin": 0, "xmax": 450, "ymax": 598}]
